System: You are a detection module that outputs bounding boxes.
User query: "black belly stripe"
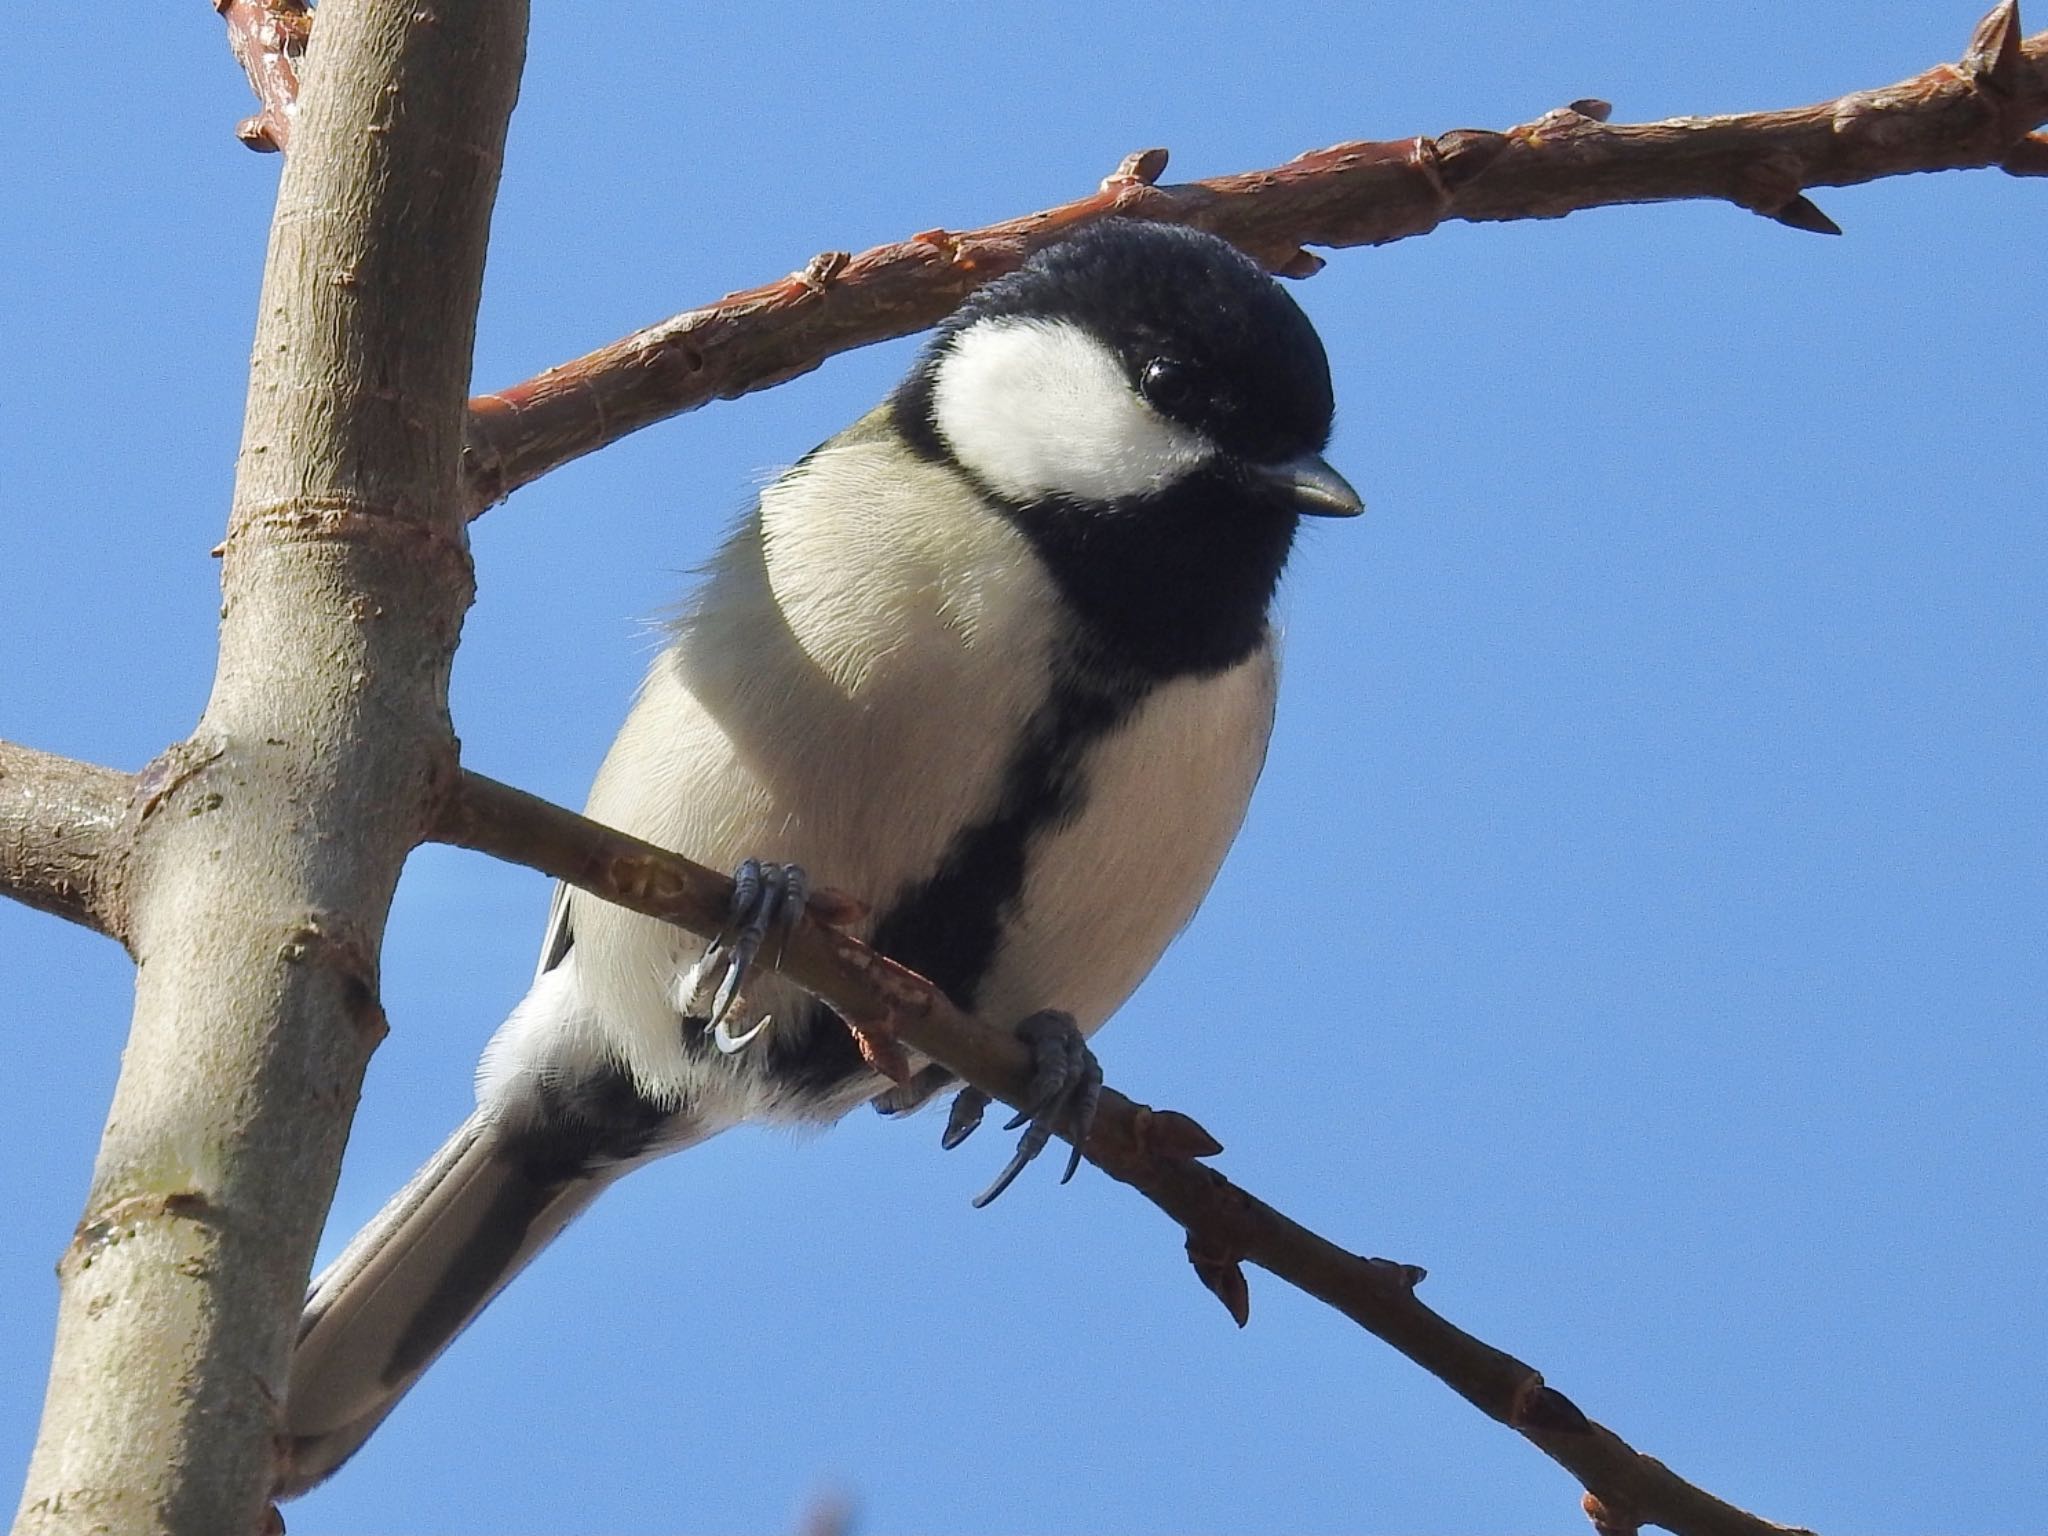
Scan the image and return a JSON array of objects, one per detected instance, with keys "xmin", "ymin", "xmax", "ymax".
[{"xmin": 766, "ymin": 659, "xmax": 1144, "ymax": 1097}]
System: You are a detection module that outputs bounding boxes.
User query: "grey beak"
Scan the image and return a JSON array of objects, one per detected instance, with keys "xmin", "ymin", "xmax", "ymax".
[{"xmin": 1259, "ymin": 453, "xmax": 1364, "ymax": 517}]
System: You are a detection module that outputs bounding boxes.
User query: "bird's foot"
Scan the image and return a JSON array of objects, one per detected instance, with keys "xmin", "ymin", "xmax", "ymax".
[
  {"xmin": 941, "ymin": 1009, "xmax": 1102, "ymax": 1208},
  {"xmin": 696, "ymin": 859, "xmax": 807, "ymax": 1053}
]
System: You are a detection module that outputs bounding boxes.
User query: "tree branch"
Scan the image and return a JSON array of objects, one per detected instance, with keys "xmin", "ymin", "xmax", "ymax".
[
  {"xmin": 0, "ymin": 741, "xmax": 133, "ymax": 942},
  {"xmin": 16, "ymin": 4, "xmax": 526, "ymax": 1532},
  {"xmin": 435, "ymin": 770, "xmax": 1811, "ymax": 1536},
  {"xmin": 461, "ymin": 2, "xmax": 2046, "ymax": 509},
  {"xmin": 185, "ymin": 7, "xmax": 2030, "ymax": 1527},
  {"xmin": 213, "ymin": 0, "xmax": 311, "ymax": 153}
]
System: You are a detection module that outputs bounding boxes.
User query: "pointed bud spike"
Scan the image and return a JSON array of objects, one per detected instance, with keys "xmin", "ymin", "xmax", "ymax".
[
  {"xmin": 1367, "ymin": 1255, "xmax": 1428, "ymax": 1289},
  {"xmin": 1767, "ymin": 194, "xmax": 1843, "ymax": 236},
  {"xmin": 235, "ymin": 115, "xmax": 281, "ymax": 152},
  {"xmin": 1997, "ymin": 5, "xmax": 2024, "ymax": 85},
  {"xmin": 1146, "ymin": 1109, "xmax": 1224, "ymax": 1159},
  {"xmin": 1965, "ymin": 1, "xmax": 2023, "ymax": 93},
  {"xmin": 1192, "ymin": 1255, "xmax": 1251, "ymax": 1327},
  {"xmin": 1186, "ymin": 1236, "xmax": 1252, "ymax": 1326},
  {"xmin": 1102, "ymin": 147, "xmax": 1169, "ymax": 190},
  {"xmin": 1433, "ymin": 128, "xmax": 1512, "ymax": 193}
]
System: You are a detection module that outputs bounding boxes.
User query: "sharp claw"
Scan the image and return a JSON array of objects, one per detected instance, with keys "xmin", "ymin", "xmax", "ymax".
[
  {"xmin": 1059, "ymin": 1066, "xmax": 1100, "ymax": 1185},
  {"xmin": 967, "ymin": 1009, "xmax": 1101, "ymax": 1206},
  {"xmin": 714, "ymin": 1011, "xmax": 771, "ymax": 1054},
  {"xmin": 941, "ymin": 1088, "xmax": 989, "ymax": 1150},
  {"xmin": 1000, "ymin": 1085, "xmax": 1059, "ymax": 1134},
  {"xmin": 706, "ymin": 958, "xmax": 747, "ymax": 1033},
  {"xmin": 971, "ymin": 1141, "xmax": 1041, "ymax": 1208},
  {"xmin": 697, "ymin": 859, "xmax": 810, "ymax": 1054}
]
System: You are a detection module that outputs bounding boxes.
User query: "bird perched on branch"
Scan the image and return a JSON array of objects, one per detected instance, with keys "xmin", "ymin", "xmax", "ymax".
[{"xmin": 282, "ymin": 218, "xmax": 1360, "ymax": 1495}]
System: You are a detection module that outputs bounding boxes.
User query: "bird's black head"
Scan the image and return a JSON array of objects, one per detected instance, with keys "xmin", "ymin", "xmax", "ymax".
[{"xmin": 894, "ymin": 220, "xmax": 1359, "ymax": 680}]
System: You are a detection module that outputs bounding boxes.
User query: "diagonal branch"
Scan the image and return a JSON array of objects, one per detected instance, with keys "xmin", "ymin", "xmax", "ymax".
[
  {"xmin": 435, "ymin": 769, "xmax": 1812, "ymax": 1536},
  {"xmin": 0, "ymin": 740, "xmax": 135, "ymax": 942},
  {"xmin": 212, "ymin": 1, "xmax": 2043, "ymax": 514},
  {"xmin": 460, "ymin": 3, "xmax": 2047, "ymax": 509}
]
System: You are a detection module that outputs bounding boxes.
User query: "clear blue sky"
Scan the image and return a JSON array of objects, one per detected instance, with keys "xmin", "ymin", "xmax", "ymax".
[{"xmin": 2, "ymin": 4, "xmax": 2042, "ymax": 1532}]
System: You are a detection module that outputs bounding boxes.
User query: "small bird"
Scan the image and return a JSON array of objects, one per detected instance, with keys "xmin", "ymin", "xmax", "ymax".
[{"xmin": 281, "ymin": 218, "xmax": 1360, "ymax": 1495}]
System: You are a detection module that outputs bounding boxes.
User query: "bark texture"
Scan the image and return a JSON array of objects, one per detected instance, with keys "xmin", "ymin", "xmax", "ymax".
[
  {"xmin": 0, "ymin": 744, "xmax": 131, "ymax": 941},
  {"xmin": 11, "ymin": 4, "xmax": 526, "ymax": 1533}
]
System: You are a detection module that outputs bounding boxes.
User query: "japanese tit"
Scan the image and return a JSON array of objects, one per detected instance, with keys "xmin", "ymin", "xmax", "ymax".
[{"xmin": 282, "ymin": 218, "xmax": 1360, "ymax": 1495}]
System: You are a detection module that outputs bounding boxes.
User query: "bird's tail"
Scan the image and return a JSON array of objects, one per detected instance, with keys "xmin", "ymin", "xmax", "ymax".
[{"xmin": 280, "ymin": 1110, "xmax": 641, "ymax": 1497}]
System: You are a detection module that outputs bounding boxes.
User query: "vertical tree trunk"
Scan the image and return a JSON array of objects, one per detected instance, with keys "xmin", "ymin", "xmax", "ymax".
[{"xmin": 13, "ymin": 5, "xmax": 527, "ymax": 1532}]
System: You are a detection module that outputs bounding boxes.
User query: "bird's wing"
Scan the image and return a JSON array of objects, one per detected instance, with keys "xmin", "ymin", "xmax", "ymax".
[{"xmin": 534, "ymin": 878, "xmax": 575, "ymax": 981}]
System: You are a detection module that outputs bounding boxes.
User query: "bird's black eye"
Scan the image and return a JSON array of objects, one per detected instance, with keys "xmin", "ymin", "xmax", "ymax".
[{"xmin": 1139, "ymin": 357, "xmax": 1194, "ymax": 412}]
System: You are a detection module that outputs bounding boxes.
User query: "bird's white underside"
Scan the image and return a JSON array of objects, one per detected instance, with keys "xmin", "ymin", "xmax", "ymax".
[
  {"xmin": 290, "ymin": 228, "xmax": 1328, "ymax": 1500},
  {"xmin": 479, "ymin": 426, "xmax": 1274, "ymax": 1127}
]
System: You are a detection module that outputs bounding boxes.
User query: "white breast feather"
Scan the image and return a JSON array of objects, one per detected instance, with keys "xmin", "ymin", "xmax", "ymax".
[
  {"xmin": 970, "ymin": 647, "xmax": 1278, "ymax": 1037},
  {"xmin": 559, "ymin": 424, "xmax": 1063, "ymax": 1112},
  {"xmin": 494, "ymin": 410, "xmax": 1278, "ymax": 1125}
]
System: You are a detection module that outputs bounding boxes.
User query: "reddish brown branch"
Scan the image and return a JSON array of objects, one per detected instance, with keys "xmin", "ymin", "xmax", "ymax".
[
  {"xmin": 214, "ymin": 0, "xmax": 311, "ymax": 153},
  {"xmin": 435, "ymin": 769, "xmax": 1812, "ymax": 1536},
  {"xmin": 464, "ymin": 4, "xmax": 2046, "ymax": 511},
  {"xmin": 0, "ymin": 740, "xmax": 135, "ymax": 942}
]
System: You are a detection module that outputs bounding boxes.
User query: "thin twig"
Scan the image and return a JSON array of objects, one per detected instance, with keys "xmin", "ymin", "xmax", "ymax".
[
  {"xmin": 435, "ymin": 770, "xmax": 1813, "ymax": 1536},
  {"xmin": 461, "ymin": 4, "xmax": 2045, "ymax": 510},
  {"xmin": 0, "ymin": 740, "xmax": 134, "ymax": 941}
]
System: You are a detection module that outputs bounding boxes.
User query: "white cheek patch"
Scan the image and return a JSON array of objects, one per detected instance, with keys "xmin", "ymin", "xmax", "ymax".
[{"xmin": 930, "ymin": 317, "xmax": 1215, "ymax": 503}]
